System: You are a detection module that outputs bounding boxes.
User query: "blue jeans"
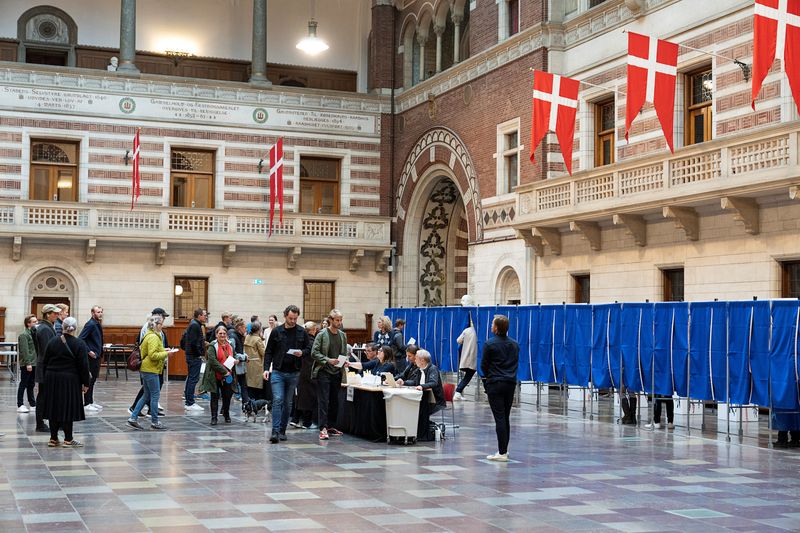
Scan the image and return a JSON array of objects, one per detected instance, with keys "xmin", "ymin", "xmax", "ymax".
[
  {"xmin": 131, "ymin": 371, "xmax": 161, "ymax": 424},
  {"xmin": 270, "ymin": 370, "xmax": 300, "ymax": 434},
  {"xmin": 185, "ymin": 356, "xmax": 202, "ymax": 406}
]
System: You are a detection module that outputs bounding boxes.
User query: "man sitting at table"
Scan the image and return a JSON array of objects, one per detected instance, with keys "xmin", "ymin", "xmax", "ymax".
[
  {"xmin": 403, "ymin": 349, "xmax": 445, "ymax": 415},
  {"xmin": 395, "ymin": 345, "xmax": 420, "ymax": 385}
]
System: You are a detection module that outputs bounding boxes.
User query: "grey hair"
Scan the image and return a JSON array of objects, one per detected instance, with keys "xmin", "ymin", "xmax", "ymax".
[
  {"xmin": 416, "ymin": 349, "xmax": 431, "ymax": 364},
  {"xmin": 62, "ymin": 316, "xmax": 78, "ymax": 334},
  {"xmin": 147, "ymin": 314, "xmax": 164, "ymax": 331},
  {"xmin": 250, "ymin": 321, "xmax": 262, "ymax": 334}
]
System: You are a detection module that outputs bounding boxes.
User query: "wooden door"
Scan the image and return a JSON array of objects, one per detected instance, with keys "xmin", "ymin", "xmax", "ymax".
[{"xmin": 31, "ymin": 297, "xmax": 70, "ymax": 318}]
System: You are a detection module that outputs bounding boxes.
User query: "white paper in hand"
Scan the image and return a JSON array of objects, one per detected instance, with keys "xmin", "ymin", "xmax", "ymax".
[
  {"xmin": 408, "ymin": 337, "xmax": 417, "ymax": 346},
  {"xmin": 335, "ymin": 355, "xmax": 347, "ymax": 368},
  {"xmin": 223, "ymin": 356, "xmax": 236, "ymax": 370}
]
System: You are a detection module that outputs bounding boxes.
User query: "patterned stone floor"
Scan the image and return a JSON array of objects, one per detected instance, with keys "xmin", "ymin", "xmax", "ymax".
[{"xmin": 1, "ymin": 376, "xmax": 799, "ymax": 532}]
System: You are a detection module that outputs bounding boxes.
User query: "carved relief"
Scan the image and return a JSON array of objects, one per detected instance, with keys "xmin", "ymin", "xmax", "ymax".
[{"xmin": 418, "ymin": 180, "xmax": 458, "ymax": 307}]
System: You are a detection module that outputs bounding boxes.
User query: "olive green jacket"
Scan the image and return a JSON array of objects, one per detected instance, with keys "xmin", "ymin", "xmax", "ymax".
[
  {"xmin": 200, "ymin": 341, "xmax": 231, "ymax": 393},
  {"xmin": 18, "ymin": 328, "xmax": 37, "ymax": 366}
]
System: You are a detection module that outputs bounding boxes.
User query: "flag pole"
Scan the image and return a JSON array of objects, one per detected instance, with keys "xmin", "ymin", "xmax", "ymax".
[{"xmin": 528, "ymin": 67, "xmax": 626, "ymax": 96}]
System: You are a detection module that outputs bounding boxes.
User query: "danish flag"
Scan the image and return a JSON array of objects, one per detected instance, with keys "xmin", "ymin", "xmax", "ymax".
[
  {"xmin": 529, "ymin": 70, "xmax": 580, "ymax": 175},
  {"xmin": 625, "ymin": 32, "xmax": 678, "ymax": 153},
  {"xmin": 130, "ymin": 129, "xmax": 141, "ymax": 210},
  {"xmin": 268, "ymin": 137, "xmax": 284, "ymax": 237},
  {"xmin": 752, "ymin": 0, "xmax": 800, "ymax": 113}
]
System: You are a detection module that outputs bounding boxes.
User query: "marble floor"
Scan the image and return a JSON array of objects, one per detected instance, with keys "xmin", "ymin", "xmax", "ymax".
[{"xmin": 1, "ymin": 376, "xmax": 799, "ymax": 533}]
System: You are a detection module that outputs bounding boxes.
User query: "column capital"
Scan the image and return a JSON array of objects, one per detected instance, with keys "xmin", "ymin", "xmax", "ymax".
[
  {"xmin": 451, "ymin": 12, "xmax": 464, "ymax": 25},
  {"xmin": 433, "ymin": 24, "xmax": 445, "ymax": 37},
  {"xmin": 416, "ymin": 32, "xmax": 428, "ymax": 46}
]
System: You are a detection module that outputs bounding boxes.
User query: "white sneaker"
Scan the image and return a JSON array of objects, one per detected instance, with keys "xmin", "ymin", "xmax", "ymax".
[
  {"xmin": 185, "ymin": 404, "xmax": 204, "ymax": 412},
  {"xmin": 91, "ymin": 403, "xmax": 103, "ymax": 409},
  {"xmin": 644, "ymin": 422, "xmax": 661, "ymax": 429},
  {"xmin": 452, "ymin": 392, "xmax": 463, "ymax": 401},
  {"xmin": 84, "ymin": 404, "xmax": 99, "ymax": 412},
  {"xmin": 158, "ymin": 403, "xmax": 164, "ymax": 410},
  {"xmin": 17, "ymin": 405, "xmax": 29, "ymax": 413},
  {"xmin": 486, "ymin": 452, "xmax": 509, "ymax": 462},
  {"xmin": 667, "ymin": 423, "xmax": 675, "ymax": 430}
]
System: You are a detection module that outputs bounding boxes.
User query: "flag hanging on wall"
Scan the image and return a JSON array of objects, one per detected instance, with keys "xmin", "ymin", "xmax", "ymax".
[
  {"xmin": 752, "ymin": 0, "xmax": 800, "ymax": 113},
  {"xmin": 268, "ymin": 137, "xmax": 284, "ymax": 237},
  {"xmin": 130, "ymin": 129, "xmax": 140, "ymax": 210},
  {"xmin": 625, "ymin": 32, "xmax": 678, "ymax": 153},
  {"xmin": 529, "ymin": 70, "xmax": 580, "ymax": 175}
]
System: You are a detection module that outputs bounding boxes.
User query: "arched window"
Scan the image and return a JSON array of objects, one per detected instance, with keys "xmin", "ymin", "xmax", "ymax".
[
  {"xmin": 496, "ymin": 267, "xmax": 522, "ymax": 305},
  {"xmin": 17, "ymin": 6, "xmax": 78, "ymax": 67}
]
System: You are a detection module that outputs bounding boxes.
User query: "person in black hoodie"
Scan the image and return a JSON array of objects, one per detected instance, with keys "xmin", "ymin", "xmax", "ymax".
[
  {"xmin": 263, "ymin": 305, "xmax": 310, "ymax": 443},
  {"xmin": 184, "ymin": 308, "xmax": 208, "ymax": 411},
  {"xmin": 481, "ymin": 314, "xmax": 519, "ymax": 462},
  {"xmin": 33, "ymin": 304, "xmax": 60, "ymax": 432}
]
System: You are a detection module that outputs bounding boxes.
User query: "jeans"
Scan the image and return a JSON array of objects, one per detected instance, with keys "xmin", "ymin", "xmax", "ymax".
[
  {"xmin": 237, "ymin": 373, "xmax": 250, "ymax": 404},
  {"xmin": 210, "ymin": 379, "xmax": 234, "ymax": 420},
  {"xmin": 84, "ymin": 357, "xmax": 101, "ymax": 405},
  {"xmin": 131, "ymin": 371, "xmax": 164, "ymax": 410},
  {"xmin": 456, "ymin": 368, "xmax": 476, "ymax": 394},
  {"xmin": 316, "ymin": 371, "xmax": 340, "ymax": 430},
  {"xmin": 486, "ymin": 380, "xmax": 516, "ymax": 455},
  {"xmin": 185, "ymin": 356, "xmax": 202, "ymax": 406},
  {"xmin": 131, "ymin": 371, "xmax": 161, "ymax": 425},
  {"xmin": 271, "ymin": 370, "xmax": 300, "ymax": 434},
  {"xmin": 17, "ymin": 366, "xmax": 36, "ymax": 407}
]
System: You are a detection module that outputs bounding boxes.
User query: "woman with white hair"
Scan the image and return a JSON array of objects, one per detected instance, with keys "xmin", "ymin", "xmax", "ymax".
[{"xmin": 40, "ymin": 317, "xmax": 91, "ymax": 447}]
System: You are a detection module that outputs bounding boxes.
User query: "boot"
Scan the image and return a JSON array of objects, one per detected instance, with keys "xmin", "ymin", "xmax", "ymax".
[{"xmin": 774, "ymin": 430, "xmax": 789, "ymax": 448}]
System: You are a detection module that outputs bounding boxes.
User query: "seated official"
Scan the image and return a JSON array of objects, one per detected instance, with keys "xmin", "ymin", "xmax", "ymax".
[
  {"xmin": 395, "ymin": 344, "xmax": 420, "ymax": 385},
  {"xmin": 363, "ymin": 343, "xmax": 378, "ymax": 361},
  {"xmin": 349, "ymin": 346, "xmax": 396, "ymax": 376},
  {"xmin": 403, "ymin": 349, "xmax": 446, "ymax": 414}
]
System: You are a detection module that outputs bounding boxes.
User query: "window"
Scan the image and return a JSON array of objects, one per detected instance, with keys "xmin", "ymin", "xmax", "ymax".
[
  {"xmin": 299, "ymin": 156, "xmax": 340, "ymax": 215},
  {"xmin": 781, "ymin": 261, "xmax": 800, "ymax": 298},
  {"xmin": 304, "ymin": 281, "xmax": 335, "ymax": 323},
  {"xmin": 573, "ymin": 274, "xmax": 590, "ymax": 304},
  {"xmin": 686, "ymin": 68, "xmax": 713, "ymax": 146},
  {"xmin": 589, "ymin": 0, "xmax": 608, "ymax": 7},
  {"xmin": 496, "ymin": 119, "xmax": 522, "ymax": 194},
  {"xmin": 171, "ymin": 149, "xmax": 214, "ymax": 208},
  {"xmin": 173, "ymin": 277, "xmax": 208, "ymax": 320},
  {"xmin": 508, "ymin": 0, "xmax": 519, "ymax": 37},
  {"xmin": 662, "ymin": 268, "xmax": 684, "ymax": 302},
  {"xmin": 30, "ymin": 140, "xmax": 78, "ymax": 202},
  {"xmin": 595, "ymin": 99, "xmax": 615, "ymax": 167}
]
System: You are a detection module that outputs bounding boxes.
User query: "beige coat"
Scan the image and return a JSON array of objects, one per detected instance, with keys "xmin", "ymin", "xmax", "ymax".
[
  {"xmin": 457, "ymin": 326, "xmax": 477, "ymax": 370},
  {"xmin": 244, "ymin": 333, "xmax": 266, "ymax": 389}
]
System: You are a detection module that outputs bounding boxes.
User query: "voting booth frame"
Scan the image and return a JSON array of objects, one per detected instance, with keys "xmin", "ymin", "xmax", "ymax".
[{"xmin": 385, "ymin": 300, "xmax": 800, "ymax": 444}]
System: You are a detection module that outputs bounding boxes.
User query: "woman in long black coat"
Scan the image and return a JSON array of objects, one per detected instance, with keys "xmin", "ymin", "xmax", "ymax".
[{"xmin": 41, "ymin": 316, "xmax": 91, "ymax": 447}]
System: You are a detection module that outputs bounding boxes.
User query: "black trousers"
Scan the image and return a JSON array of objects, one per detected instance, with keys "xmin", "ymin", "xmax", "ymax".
[
  {"xmin": 17, "ymin": 366, "xmax": 36, "ymax": 407},
  {"xmin": 50, "ymin": 420, "xmax": 73, "ymax": 441},
  {"xmin": 456, "ymin": 368, "xmax": 476, "ymax": 394},
  {"xmin": 653, "ymin": 395, "xmax": 674, "ymax": 424},
  {"xmin": 84, "ymin": 357, "xmax": 101, "ymax": 406},
  {"xmin": 210, "ymin": 379, "xmax": 234, "ymax": 420},
  {"xmin": 35, "ymin": 388, "xmax": 46, "ymax": 429},
  {"xmin": 130, "ymin": 371, "xmax": 164, "ymax": 410},
  {"xmin": 486, "ymin": 380, "xmax": 516, "ymax": 455},
  {"xmin": 316, "ymin": 371, "xmax": 340, "ymax": 430}
]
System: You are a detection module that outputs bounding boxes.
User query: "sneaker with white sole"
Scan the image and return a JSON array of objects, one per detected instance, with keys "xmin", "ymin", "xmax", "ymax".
[
  {"xmin": 452, "ymin": 392, "xmax": 463, "ymax": 401},
  {"xmin": 17, "ymin": 405, "xmax": 29, "ymax": 413},
  {"xmin": 667, "ymin": 423, "xmax": 675, "ymax": 430},
  {"xmin": 644, "ymin": 422, "xmax": 661, "ymax": 430},
  {"xmin": 91, "ymin": 403, "xmax": 103, "ymax": 409},
  {"xmin": 185, "ymin": 404, "xmax": 204, "ymax": 412},
  {"xmin": 84, "ymin": 404, "xmax": 99, "ymax": 412},
  {"xmin": 127, "ymin": 419, "xmax": 143, "ymax": 430},
  {"xmin": 486, "ymin": 452, "xmax": 509, "ymax": 462}
]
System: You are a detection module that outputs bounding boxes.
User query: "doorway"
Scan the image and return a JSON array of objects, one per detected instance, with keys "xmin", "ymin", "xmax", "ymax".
[{"xmin": 31, "ymin": 297, "xmax": 70, "ymax": 318}]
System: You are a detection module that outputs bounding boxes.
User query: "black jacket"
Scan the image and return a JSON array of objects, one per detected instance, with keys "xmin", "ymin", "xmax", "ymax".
[
  {"xmin": 395, "ymin": 362, "xmax": 419, "ymax": 383},
  {"xmin": 406, "ymin": 364, "xmax": 446, "ymax": 412},
  {"xmin": 185, "ymin": 319, "xmax": 206, "ymax": 358},
  {"xmin": 42, "ymin": 334, "xmax": 91, "ymax": 387},
  {"xmin": 265, "ymin": 324, "xmax": 310, "ymax": 373},
  {"xmin": 33, "ymin": 319, "xmax": 56, "ymax": 383},
  {"xmin": 480, "ymin": 335, "xmax": 519, "ymax": 385},
  {"xmin": 78, "ymin": 318, "xmax": 104, "ymax": 359}
]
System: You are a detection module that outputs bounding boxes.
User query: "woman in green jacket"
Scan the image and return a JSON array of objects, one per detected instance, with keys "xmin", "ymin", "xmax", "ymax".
[
  {"xmin": 201, "ymin": 325, "xmax": 234, "ymax": 425},
  {"xmin": 127, "ymin": 315, "xmax": 176, "ymax": 430},
  {"xmin": 17, "ymin": 314, "xmax": 38, "ymax": 413}
]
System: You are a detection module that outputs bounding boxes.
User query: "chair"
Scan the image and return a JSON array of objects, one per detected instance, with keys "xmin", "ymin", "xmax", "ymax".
[{"xmin": 440, "ymin": 383, "xmax": 459, "ymax": 439}]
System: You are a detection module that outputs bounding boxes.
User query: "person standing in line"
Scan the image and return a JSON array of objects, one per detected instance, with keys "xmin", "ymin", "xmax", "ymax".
[
  {"xmin": 40, "ymin": 317, "xmax": 91, "ymax": 447},
  {"xmin": 311, "ymin": 309, "xmax": 348, "ymax": 441},
  {"xmin": 17, "ymin": 315, "xmax": 38, "ymax": 413},
  {"xmin": 78, "ymin": 305, "xmax": 104, "ymax": 412},
  {"xmin": 244, "ymin": 321, "xmax": 266, "ymax": 401},
  {"xmin": 481, "ymin": 314, "xmax": 519, "ymax": 462},
  {"xmin": 130, "ymin": 307, "xmax": 169, "ymax": 416},
  {"xmin": 229, "ymin": 317, "xmax": 250, "ymax": 405},
  {"xmin": 127, "ymin": 315, "xmax": 176, "ymax": 430},
  {"xmin": 33, "ymin": 304, "xmax": 60, "ymax": 432},
  {"xmin": 390, "ymin": 319, "xmax": 407, "ymax": 373},
  {"xmin": 184, "ymin": 308, "xmax": 208, "ymax": 412},
  {"xmin": 264, "ymin": 305, "xmax": 309, "ymax": 443},
  {"xmin": 54, "ymin": 303, "xmax": 69, "ymax": 336},
  {"xmin": 201, "ymin": 325, "xmax": 234, "ymax": 425},
  {"xmin": 290, "ymin": 321, "xmax": 319, "ymax": 429}
]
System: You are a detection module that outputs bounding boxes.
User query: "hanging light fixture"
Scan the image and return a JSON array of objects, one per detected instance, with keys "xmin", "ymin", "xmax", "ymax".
[{"xmin": 296, "ymin": 0, "xmax": 329, "ymax": 55}]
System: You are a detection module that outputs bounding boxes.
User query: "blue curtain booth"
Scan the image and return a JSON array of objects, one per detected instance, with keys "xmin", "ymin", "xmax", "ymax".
[{"xmin": 384, "ymin": 300, "xmax": 800, "ymax": 409}]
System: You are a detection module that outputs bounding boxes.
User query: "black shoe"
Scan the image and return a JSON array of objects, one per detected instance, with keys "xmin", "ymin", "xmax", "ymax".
[
  {"xmin": 224, "ymin": 416, "xmax": 231, "ymax": 423},
  {"xmin": 36, "ymin": 425, "xmax": 50, "ymax": 432},
  {"xmin": 210, "ymin": 418, "xmax": 218, "ymax": 426},
  {"xmin": 279, "ymin": 432, "xmax": 287, "ymax": 441},
  {"xmin": 774, "ymin": 440, "xmax": 789, "ymax": 448},
  {"xmin": 270, "ymin": 432, "xmax": 279, "ymax": 444},
  {"xmin": 790, "ymin": 440, "xmax": 800, "ymax": 448}
]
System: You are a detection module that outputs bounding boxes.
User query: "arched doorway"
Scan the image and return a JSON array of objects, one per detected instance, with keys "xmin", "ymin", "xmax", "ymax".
[
  {"xmin": 496, "ymin": 267, "xmax": 521, "ymax": 305},
  {"xmin": 28, "ymin": 268, "xmax": 74, "ymax": 316}
]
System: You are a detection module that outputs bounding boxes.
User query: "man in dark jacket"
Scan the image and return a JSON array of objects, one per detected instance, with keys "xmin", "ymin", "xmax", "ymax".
[
  {"xmin": 395, "ymin": 344, "xmax": 420, "ymax": 385},
  {"xmin": 480, "ymin": 314, "xmax": 519, "ymax": 462},
  {"xmin": 33, "ymin": 304, "xmax": 59, "ymax": 432},
  {"xmin": 390, "ymin": 319, "xmax": 407, "ymax": 372},
  {"xmin": 78, "ymin": 305, "xmax": 104, "ymax": 411},
  {"xmin": 184, "ymin": 308, "xmax": 208, "ymax": 411},
  {"xmin": 406, "ymin": 349, "xmax": 446, "ymax": 413},
  {"xmin": 263, "ymin": 305, "xmax": 310, "ymax": 443}
]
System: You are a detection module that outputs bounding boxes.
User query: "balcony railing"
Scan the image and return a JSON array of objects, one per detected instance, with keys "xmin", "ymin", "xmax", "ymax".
[
  {"xmin": 515, "ymin": 124, "xmax": 800, "ymax": 225},
  {"xmin": 0, "ymin": 202, "xmax": 390, "ymax": 249}
]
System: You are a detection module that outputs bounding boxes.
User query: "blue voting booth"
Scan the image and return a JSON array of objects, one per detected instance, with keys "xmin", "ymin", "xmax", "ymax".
[{"xmin": 384, "ymin": 300, "xmax": 800, "ymax": 411}]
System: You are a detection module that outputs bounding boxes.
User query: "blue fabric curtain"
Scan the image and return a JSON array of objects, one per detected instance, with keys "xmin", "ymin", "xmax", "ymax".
[
  {"xmin": 653, "ymin": 303, "xmax": 685, "ymax": 396},
  {"xmin": 727, "ymin": 301, "xmax": 758, "ymax": 405},
  {"xmin": 591, "ymin": 304, "xmax": 620, "ymax": 389},
  {"xmin": 516, "ymin": 306, "xmax": 537, "ymax": 381},
  {"xmin": 770, "ymin": 301, "xmax": 800, "ymax": 410},
  {"xmin": 474, "ymin": 306, "xmax": 498, "ymax": 376},
  {"xmin": 688, "ymin": 302, "xmax": 727, "ymax": 401},
  {"xmin": 749, "ymin": 301, "xmax": 771, "ymax": 406},
  {"xmin": 620, "ymin": 303, "xmax": 652, "ymax": 392},
  {"xmin": 537, "ymin": 305, "xmax": 565, "ymax": 384},
  {"xmin": 564, "ymin": 305, "xmax": 592, "ymax": 386}
]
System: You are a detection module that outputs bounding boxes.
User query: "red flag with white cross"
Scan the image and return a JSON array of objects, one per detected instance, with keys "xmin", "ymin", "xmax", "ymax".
[
  {"xmin": 752, "ymin": 0, "xmax": 800, "ymax": 113},
  {"xmin": 625, "ymin": 32, "xmax": 678, "ymax": 153},
  {"xmin": 268, "ymin": 137, "xmax": 284, "ymax": 237},
  {"xmin": 529, "ymin": 70, "xmax": 580, "ymax": 175},
  {"xmin": 130, "ymin": 129, "xmax": 140, "ymax": 210}
]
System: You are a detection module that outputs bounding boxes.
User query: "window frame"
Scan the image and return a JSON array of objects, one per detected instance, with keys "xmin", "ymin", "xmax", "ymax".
[
  {"xmin": 594, "ymin": 98, "xmax": 615, "ymax": 167},
  {"xmin": 173, "ymin": 276, "xmax": 209, "ymax": 320},
  {"xmin": 684, "ymin": 66, "xmax": 713, "ymax": 146},
  {"xmin": 303, "ymin": 280, "xmax": 336, "ymax": 324},
  {"xmin": 170, "ymin": 148, "xmax": 216, "ymax": 209},
  {"xmin": 508, "ymin": 0, "xmax": 520, "ymax": 37},
  {"xmin": 29, "ymin": 139, "xmax": 79, "ymax": 202},
  {"xmin": 781, "ymin": 261, "xmax": 800, "ymax": 298},
  {"xmin": 299, "ymin": 156, "xmax": 341, "ymax": 215},
  {"xmin": 573, "ymin": 274, "xmax": 590, "ymax": 304},
  {"xmin": 495, "ymin": 118, "xmax": 523, "ymax": 195},
  {"xmin": 662, "ymin": 267, "xmax": 685, "ymax": 302}
]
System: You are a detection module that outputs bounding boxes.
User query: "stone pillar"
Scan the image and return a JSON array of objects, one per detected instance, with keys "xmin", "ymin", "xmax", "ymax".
[
  {"xmin": 250, "ymin": 0, "xmax": 271, "ymax": 85},
  {"xmin": 434, "ymin": 24, "xmax": 444, "ymax": 73},
  {"xmin": 417, "ymin": 32, "xmax": 427, "ymax": 81},
  {"xmin": 452, "ymin": 13, "xmax": 463, "ymax": 64},
  {"xmin": 368, "ymin": 0, "xmax": 396, "ymax": 91},
  {"xmin": 117, "ymin": 0, "xmax": 139, "ymax": 73}
]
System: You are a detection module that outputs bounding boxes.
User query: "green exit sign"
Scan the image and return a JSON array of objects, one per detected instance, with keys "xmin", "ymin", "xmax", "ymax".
[{"xmin": 253, "ymin": 279, "xmax": 263, "ymax": 285}]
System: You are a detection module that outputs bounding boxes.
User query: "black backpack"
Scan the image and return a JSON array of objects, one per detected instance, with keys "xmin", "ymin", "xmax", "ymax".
[{"xmin": 179, "ymin": 328, "xmax": 189, "ymax": 351}]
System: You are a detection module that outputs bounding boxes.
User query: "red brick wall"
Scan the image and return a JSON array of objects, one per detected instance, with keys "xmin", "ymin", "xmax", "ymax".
[{"xmin": 368, "ymin": 4, "xmax": 396, "ymax": 91}]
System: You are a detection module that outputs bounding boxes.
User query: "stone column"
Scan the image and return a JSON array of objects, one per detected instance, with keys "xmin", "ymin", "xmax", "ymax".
[
  {"xmin": 434, "ymin": 24, "xmax": 444, "ymax": 73},
  {"xmin": 417, "ymin": 32, "xmax": 427, "ymax": 81},
  {"xmin": 117, "ymin": 0, "xmax": 139, "ymax": 73},
  {"xmin": 452, "ymin": 13, "xmax": 463, "ymax": 64},
  {"xmin": 250, "ymin": 0, "xmax": 271, "ymax": 85}
]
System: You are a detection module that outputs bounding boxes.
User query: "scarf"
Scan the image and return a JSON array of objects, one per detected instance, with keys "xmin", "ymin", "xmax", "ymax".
[{"xmin": 215, "ymin": 341, "xmax": 232, "ymax": 381}]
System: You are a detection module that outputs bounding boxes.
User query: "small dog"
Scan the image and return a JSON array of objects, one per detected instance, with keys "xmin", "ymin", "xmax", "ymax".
[{"xmin": 243, "ymin": 398, "xmax": 271, "ymax": 423}]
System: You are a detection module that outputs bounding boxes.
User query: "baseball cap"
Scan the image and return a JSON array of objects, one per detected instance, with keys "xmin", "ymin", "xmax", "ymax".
[
  {"xmin": 42, "ymin": 304, "xmax": 59, "ymax": 314},
  {"xmin": 151, "ymin": 307, "xmax": 170, "ymax": 317}
]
